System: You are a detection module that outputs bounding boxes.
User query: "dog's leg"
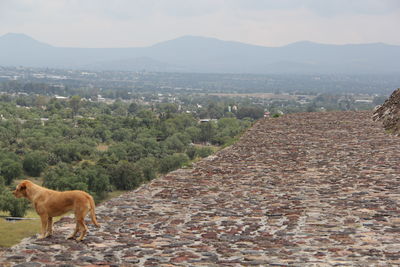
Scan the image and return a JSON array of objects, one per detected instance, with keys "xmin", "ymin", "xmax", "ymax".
[
  {"xmin": 75, "ymin": 206, "xmax": 90, "ymax": 241},
  {"xmin": 45, "ymin": 217, "xmax": 53, "ymax": 238},
  {"xmin": 67, "ymin": 222, "xmax": 79, "ymax": 240},
  {"xmin": 76, "ymin": 218, "xmax": 88, "ymax": 241},
  {"xmin": 38, "ymin": 214, "xmax": 48, "ymax": 239}
]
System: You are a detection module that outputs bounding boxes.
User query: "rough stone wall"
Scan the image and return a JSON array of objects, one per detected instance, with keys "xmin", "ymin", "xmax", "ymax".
[
  {"xmin": 373, "ymin": 88, "xmax": 400, "ymax": 135},
  {"xmin": 1, "ymin": 110, "xmax": 400, "ymax": 266}
]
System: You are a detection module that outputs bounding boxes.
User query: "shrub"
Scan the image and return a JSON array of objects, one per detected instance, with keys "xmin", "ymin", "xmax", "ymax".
[
  {"xmin": 236, "ymin": 106, "xmax": 264, "ymax": 120},
  {"xmin": 47, "ymin": 152, "xmax": 60, "ymax": 165},
  {"xmin": 43, "ymin": 163, "xmax": 88, "ymax": 191},
  {"xmin": 186, "ymin": 146, "xmax": 196, "ymax": 160},
  {"xmin": 111, "ymin": 128, "xmax": 132, "ymax": 142},
  {"xmin": 159, "ymin": 153, "xmax": 189, "ymax": 174},
  {"xmin": 0, "ymin": 159, "xmax": 23, "ymax": 185},
  {"xmin": 164, "ymin": 134, "xmax": 186, "ymax": 152},
  {"xmin": 196, "ymin": 147, "xmax": 214, "ymax": 158},
  {"xmin": 23, "ymin": 151, "xmax": 48, "ymax": 177},
  {"xmin": 0, "ymin": 185, "xmax": 29, "ymax": 217},
  {"xmin": 76, "ymin": 164, "xmax": 110, "ymax": 200},
  {"xmin": 136, "ymin": 157, "xmax": 158, "ymax": 181},
  {"xmin": 109, "ymin": 160, "xmax": 143, "ymax": 190},
  {"xmin": 199, "ymin": 121, "xmax": 217, "ymax": 143},
  {"xmin": 52, "ymin": 143, "xmax": 82, "ymax": 163}
]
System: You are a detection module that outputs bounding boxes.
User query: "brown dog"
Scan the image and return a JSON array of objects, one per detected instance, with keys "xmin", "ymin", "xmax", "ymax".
[{"xmin": 13, "ymin": 180, "xmax": 100, "ymax": 241}]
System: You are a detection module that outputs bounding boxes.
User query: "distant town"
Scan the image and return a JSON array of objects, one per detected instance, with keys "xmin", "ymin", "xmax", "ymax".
[{"xmin": 0, "ymin": 66, "xmax": 396, "ymax": 116}]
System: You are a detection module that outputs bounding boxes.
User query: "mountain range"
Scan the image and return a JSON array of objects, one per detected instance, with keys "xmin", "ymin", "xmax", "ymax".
[{"xmin": 1, "ymin": 33, "xmax": 399, "ymax": 74}]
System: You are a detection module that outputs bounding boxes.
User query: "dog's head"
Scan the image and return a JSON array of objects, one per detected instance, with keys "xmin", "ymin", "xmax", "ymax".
[{"xmin": 13, "ymin": 180, "xmax": 31, "ymax": 198}]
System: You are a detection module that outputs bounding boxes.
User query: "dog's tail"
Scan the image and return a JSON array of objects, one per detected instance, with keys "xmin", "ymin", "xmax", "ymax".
[{"xmin": 88, "ymin": 195, "xmax": 100, "ymax": 227}]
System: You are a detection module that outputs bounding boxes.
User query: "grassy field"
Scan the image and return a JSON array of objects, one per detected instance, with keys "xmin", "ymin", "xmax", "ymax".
[{"xmin": 0, "ymin": 210, "xmax": 41, "ymax": 247}]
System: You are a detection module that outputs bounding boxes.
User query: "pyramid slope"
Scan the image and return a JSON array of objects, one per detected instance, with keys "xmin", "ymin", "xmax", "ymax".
[
  {"xmin": 373, "ymin": 88, "xmax": 400, "ymax": 135},
  {"xmin": 1, "ymin": 110, "xmax": 400, "ymax": 266}
]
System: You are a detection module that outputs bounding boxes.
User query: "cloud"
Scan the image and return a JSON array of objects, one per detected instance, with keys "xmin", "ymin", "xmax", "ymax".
[{"xmin": 233, "ymin": 0, "xmax": 400, "ymax": 16}]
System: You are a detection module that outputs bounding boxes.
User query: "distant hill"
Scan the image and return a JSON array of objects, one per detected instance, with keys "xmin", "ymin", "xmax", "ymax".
[{"xmin": 1, "ymin": 33, "xmax": 399, "ymax": 74}]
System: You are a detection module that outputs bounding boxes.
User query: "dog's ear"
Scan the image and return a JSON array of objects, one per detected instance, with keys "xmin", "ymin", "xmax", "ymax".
[
  {"xmin": 18, "ymin": 182, "xmax": 28, "ymax": 197},
  {"xmin": 17, "ymin": 181, "xmax": 28, "ymax": 192}
]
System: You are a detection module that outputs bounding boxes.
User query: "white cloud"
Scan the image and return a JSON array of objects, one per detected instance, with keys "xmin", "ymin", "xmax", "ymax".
[{"xmin": 233, "ymin": 0, "xmax": 400, "ymax": 16}]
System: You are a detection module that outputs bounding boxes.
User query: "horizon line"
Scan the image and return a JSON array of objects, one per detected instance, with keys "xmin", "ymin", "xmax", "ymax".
[{"xmin": 0, "ymin": 32, "xmax": 397, "ymax": 49}]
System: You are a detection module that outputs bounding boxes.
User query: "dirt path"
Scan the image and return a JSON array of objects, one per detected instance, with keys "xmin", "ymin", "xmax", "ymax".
[{"xmin": 1, "ymin": 111, "xmax": 400, "ymax": 266}]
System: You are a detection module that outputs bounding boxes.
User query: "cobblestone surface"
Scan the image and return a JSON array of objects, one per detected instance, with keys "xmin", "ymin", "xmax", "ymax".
[
  {"xmin": 1, "ymin": 111, "xmax": 400, "ymax": 266},
  {"xmin": 373, "ymin": 88, "xmax": 400, "ymax": 135}
]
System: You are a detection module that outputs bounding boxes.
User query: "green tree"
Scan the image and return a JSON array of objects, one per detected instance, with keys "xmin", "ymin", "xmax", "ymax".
[
  {"xmin": 137, "ymin": 109, "xmax": 157, "ymax": 128},
  {"xmin": 236, "ymin": 106, "xmax": 264, "ymax": 120},
  {"xmin": 35, "ymin": 95, "xmax": 47, "ymax": 108},
  {"xmin": 136, "ymin": 157, "xmax": 158, "ymax": 181},
  {"xmin": 76, "ymin": 164, "xmax": 110, "ymax": 200},
  {"xmin": 107, "ymin": 144, "xmax": 128, "ymax": 161},
  {"xmin": 0, "ymin": 120, "xmax": 22, "ymax": 146},
  {"xmin": 199, "ymin": 121, "xmax": 217, "ymax": 143},
  {"xmin": 158, "ymin": 103, "xmax": 178, "ymax": 120},
  {"xmin": 186, "ymin": 146, "xmax": 197, "ymax": 160},
  {"xmin": 213, "ymin": 118, "xmax": 242, "ymax": 145},
  {"xmin": 137, "ymin": 138, "xmax": 161, "ymax": 157},
  {"xmin": 43, "ymin": 163, "xmax": 88, "ymax": 191},
  {"xmin": 0, "ymin": 181, "xmax": 29, "ymax": 217},
  {"xmin": 69, "ymin": 95, "xmax": 81, "ymax": 117},
  {"xmin": 1, "ymin": 159, "xmax": 23, "ymax": 185},
  {"xmin": 164, "ymin": 134, "xmax": 186, "ymax": 152},
  {"xmin": 186, "ymin": 126, "xmax": 201, "ymax": 143},
  {"xmin": 124, "ymin": 142, "xmax": 146, "ymax": 162},
  {"xmin": 196, "ymin": 147, "xmax": 214, "ymax": 158},
  {"xmin": 207, "ymin": 102, "xmax": 224, "ymax": 119},
  {"xmin": 159, "ymin": 153, "xmax": 189, "ymax": 174},
  {"xmin": 93, "ymin": 125, "xmax": 111, "ymax": 142},
  {"xmin": 23, "ymin": 151, "xmax": 48, "ymax": 177},
  {"xmin": 109, "ymin": 160, "xmax": 143, "ymax": 190},
  {"xmin": 52, "ymin": 143, "xmax": 82, "ymax": 163},
  {"xmin": 128, "ymin": 103, "xmax": 139, "ymax": 114},
  {"xmin": 111, "ymin": 128, "xmax": 132, "ymax": 142}
]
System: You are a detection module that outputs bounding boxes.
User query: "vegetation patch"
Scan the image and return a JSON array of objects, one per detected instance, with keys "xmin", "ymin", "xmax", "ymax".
[
  {"xmin": 96, "ymin": 144, "xmax": 109, "ymax": 152},
  {"xmin": 0, "ymin": 89, "xmax": 258, "ymax": 248},
  {"xmin": 0, "ymin": 210, "xmax": 41, "ymax": 247}
]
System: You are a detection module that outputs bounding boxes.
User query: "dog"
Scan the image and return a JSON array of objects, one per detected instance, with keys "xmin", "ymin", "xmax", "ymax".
[{"xmin": 13, "ymin": 180, "xmax": 100, "ymax": 241}]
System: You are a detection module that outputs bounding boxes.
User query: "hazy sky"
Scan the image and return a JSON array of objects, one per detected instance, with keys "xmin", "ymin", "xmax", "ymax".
[{"xmin": 1, "ymin": 0, "xmax": 399, "ymax": 48}]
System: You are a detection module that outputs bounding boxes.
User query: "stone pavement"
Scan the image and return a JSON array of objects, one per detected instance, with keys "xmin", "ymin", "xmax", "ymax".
[
  {"xmin": 373, "ymin": 88, "xmax": 400, "ymax": 135},
  {"xmin": 1, "ymin": 111, "xmax": 400, "ymax": 266}
]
